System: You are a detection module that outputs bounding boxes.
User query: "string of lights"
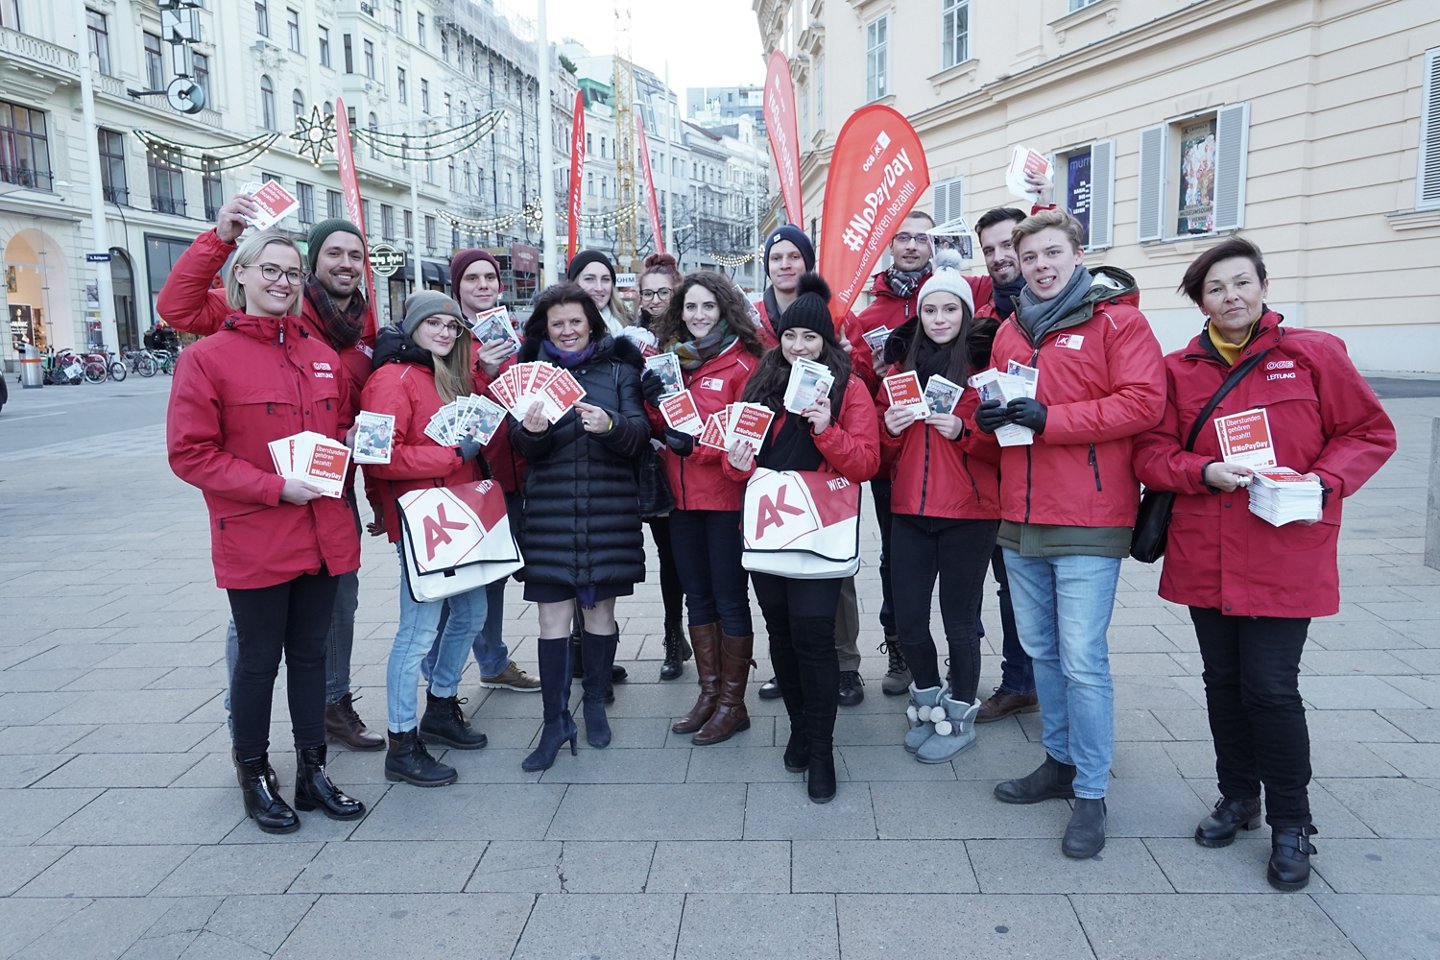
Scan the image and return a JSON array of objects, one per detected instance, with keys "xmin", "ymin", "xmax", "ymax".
[
  {"xmin": 132, "ymin": 130, "xmax": 281, "ymax": 172},
  {"xmin": 707, "ymin": 251, "xmax": 757, "ymax": 267}
]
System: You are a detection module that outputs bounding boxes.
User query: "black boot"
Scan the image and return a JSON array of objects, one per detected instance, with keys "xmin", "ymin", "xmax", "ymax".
[
  {"xmin": 1195, "ymin": 796, "xmax": 1263, "ymax": 848},
  {"xmin": 419, "ymin": 693, "xmax": 489, "ymax": 750},
  {"xmin": 522, "ymin": 637, "xmax": 579, "ymax": 772},
  {"xmin": 1062, "ymin": 797, "xmax": 1107, "ymax": 858},
  {"xmin": 233, "ymin": 751, "xmax": 298, "ymax": 834},
  {"xmin": 293, "ymin": 744, "xmax": 365, "ymax": 820},
  {"xmin": 570, "ymin": 630, "xmax": 585, "ymax": 679},
  {"xmin": 659, "ymin": 620, "xmax": 692, "ymax": 681},
  {"xmin": 807, "ymin": 750, "xmax": 837, "ymax": 804},
  {"xmin": 385, "ymin": 729, "xmax": 457, "ymax": 786},
  {"xmin": 581, "ymin": 631, "xmax": 618, "ymax": 748},
  {"xmin": 994, "ymin": 754, "xmax": 1077, "ymax": 804},
  {"xmin": 783, "ymin": 718, "xmax": 808, "ymax": 773},
  {"xmin": 1268, "ymin": 824, "xmax": 1318, "ymax": 891}
]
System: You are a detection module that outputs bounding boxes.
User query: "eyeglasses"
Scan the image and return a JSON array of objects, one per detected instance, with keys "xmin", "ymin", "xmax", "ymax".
[
  {"xmin": 892, "ymin": 233, "xmax": 932, "ymax": 246},
  {"xmin": 423, "ymin": 317, "xmax": 464, "ymax": 335},
  {"xmin": 639, "ymin": 288, "xmax": 673, "ymax": 301},
  {"xmin": 249, "ymin": 263, "xmax": 305, "ymax": 284}
]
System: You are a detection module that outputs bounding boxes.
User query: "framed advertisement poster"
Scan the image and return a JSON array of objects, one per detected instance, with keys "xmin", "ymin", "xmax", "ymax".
[
  {"xmin": 1177, "ymin": 118, "xmax": 1218, "ymax": 234},
  {"xmin": 1066, "ymin": 150, "xmax": 1092, "ymax": 246}
]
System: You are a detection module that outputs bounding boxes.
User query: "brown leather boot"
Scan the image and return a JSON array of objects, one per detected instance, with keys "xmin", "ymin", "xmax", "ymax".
[
  {"xmin": 671, "ymin": 623, "xmax": 721, "ymax": 735},
  {"xmin": 692, "ymin": 631, "xmax": 755, "ymax": 745},
  {"xmin": 325, "ymin": 692, "xmax": 384, "ymax": 750}
]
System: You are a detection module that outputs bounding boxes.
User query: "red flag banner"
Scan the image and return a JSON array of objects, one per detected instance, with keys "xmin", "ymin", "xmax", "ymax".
[
  {"xmin": 817, "ymin": 106, "xmax": 930, "ymax": 323},
  {"xmin": 333, "ymin": 97, "xmax": 377, "ymax": 337},
  {"xmin": 636, "ymin": 115, "xmax": 664, "ymax": 256},
  {"xmin": 567, "ymin": 89, "xmax": 586, "ymax": 263},
  {"xmin": 763, "ymin": 51, "xmax": 803, "ymax": 227}
]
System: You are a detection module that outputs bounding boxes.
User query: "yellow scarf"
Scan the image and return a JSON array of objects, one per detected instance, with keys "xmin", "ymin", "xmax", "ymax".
[{"xmin": 1209, "ymin": 322, "xmax": 1255, "ymax": 366}]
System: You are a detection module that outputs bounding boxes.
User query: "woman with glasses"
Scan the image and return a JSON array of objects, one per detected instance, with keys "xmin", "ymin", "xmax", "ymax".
[
  {"xmin": 167, "ymin": 229, "xmax": 364, "ymax": 834},
  {"xmin": 361, "ymin": 292, "xmax": 493, "ymax": 787}
]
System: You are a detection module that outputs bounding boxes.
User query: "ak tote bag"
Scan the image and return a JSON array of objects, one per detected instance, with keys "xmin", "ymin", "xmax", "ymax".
[
  {"xmin": 397, "ymin": 479, "xmax": 525, "ymax": 602},
  {"xmin": 741, "ymin": 468, "xmax": 862, "ymax": 579}
]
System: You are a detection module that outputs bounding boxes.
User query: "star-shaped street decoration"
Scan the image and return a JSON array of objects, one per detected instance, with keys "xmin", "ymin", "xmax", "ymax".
[{"xmin": 291, "ymin": 105, "xmax": 337, "ymax": 165}]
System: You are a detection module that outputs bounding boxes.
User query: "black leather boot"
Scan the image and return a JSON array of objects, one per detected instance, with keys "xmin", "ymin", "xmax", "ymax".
[
  {"xmin": 1062, "ymin": 797, "xmax": 1107, "ymax": 858},
  {"xmin": 580, "ymin": 631, "xmax": 618, "ymax": 748},
  {"xmin": 1195, "ymin": 796, "xmax": 1263, "ymax": 848},
  {"xmin": 1268, "ymin": 824, "xmax": 1318, "ymax": 891},
  {"xmin": 385, "ymin": 729, "xmax": 457, "ymax": 786},
  {"xmin": 419, "ymin": 693, "xmax": 488, "ymax": 749},
  {"xmin": 807, "ymin": 749, "xmax": 837, "ymax": 804},
  {"xmin": 659, "ymin": 620, "xmax": 692, "ymax": 681},
  {"xmin": 783, "ymin": 718, "xmax": 808, "ymax": 773},
  {"xmin": 233, "ymin": 751, "xmax": 299, "ymax": 834},
  {"xmin": 293, "ymin": 744, "xmax": 365, "ymax": 820},
  {"xmin": 994, "ymin": 754, "xmax": 1077, "ymax": 804},
  {"xmin": 522, "ymin": 637, "xmax": 579, "ymax": 772}
]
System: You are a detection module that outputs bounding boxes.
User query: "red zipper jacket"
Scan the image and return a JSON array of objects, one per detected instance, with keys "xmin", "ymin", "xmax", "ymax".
[
  {"xmin": 878, "ymin": 375, "xmax": 1000, "ymax": 520},
  {"xmin": 167, "ymin": 313, "xmax": 360, "ymax": 589},
  {"xmin": 1131, "ymin": 311, "xmax": 1395, "ymax": 618},
  {"xmin": 721, "ymin": 372, "xmax": 881, "ymax": 485}
]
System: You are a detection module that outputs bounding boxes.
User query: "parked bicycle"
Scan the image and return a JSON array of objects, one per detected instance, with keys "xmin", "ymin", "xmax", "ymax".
[
  {"xmin": 79, "ymin": 349, "xmax": 127, "ymax": 384},
  {"xmin": 122, "ymin": 348, "xmax": 160, "ymax": 378},
  {"xmin": 42, "ymin": 348, "xmax": 84, "ymax": 386}
]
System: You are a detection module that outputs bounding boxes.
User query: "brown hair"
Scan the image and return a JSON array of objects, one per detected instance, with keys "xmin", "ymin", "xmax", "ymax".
[
  {"xmin": 1178, "ymin": 236, "xmax": 1268, "ymax": 306},
  {"xmin": 654, "ymin": 271, "xmax": 764, "ymax": 355},
  {"xmin": 640, "ymin": 252, "xmax": 682, "ymax": 287},
  {"xmin": 524, "ymin": 282, "xmax": 608, "ymax": 343},
  {"xmin": 1011, "ymin": 208, "xmax": 1085, "ymax": 254}
]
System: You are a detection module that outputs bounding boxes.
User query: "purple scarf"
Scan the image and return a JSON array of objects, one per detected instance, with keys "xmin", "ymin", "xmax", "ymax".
[{"xmin": 540, "ymin": 338, "xmax": 598, "ymax": 368}]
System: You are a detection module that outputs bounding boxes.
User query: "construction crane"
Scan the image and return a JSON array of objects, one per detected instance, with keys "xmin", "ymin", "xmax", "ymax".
[{"xmin": 611, "ymin": 1, "xmax": 639, "ymax": 267}]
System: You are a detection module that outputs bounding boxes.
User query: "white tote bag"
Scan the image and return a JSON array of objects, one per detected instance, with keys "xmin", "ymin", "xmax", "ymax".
[
  {"xmin": 741, "ymin": 467, "xmax": 862, "ymax": 579},
  {"xmin": 397, "ymin": 479, "xmax": 525, "ymax": 602}
]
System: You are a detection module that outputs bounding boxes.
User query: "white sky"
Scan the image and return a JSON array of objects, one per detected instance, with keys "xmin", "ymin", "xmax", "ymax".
[{"xmin": 510, "ymin": 0, "xmax": 768, "ymax": 101}]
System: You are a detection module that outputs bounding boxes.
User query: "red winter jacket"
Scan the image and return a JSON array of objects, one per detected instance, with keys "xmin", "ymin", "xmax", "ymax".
[
  {"xmin": 360, "ymin": 360, "xmax": 486, "ymax": 544},
  {"xmin": 986, "ymin": 266, "xmax": 1165, "ymax": 529},
  {"xmin": 167, "ymin": 313, "xmax": 360, "ymax": 589},
  {"xmin": 471, "ymin": 357, "xmax": 527, "ymax": 495},
  {"xmin": 647, "ymin": 339, "xmax": 762, "ymax": 511},
  {"xmin": 722, "ymin": 372, "xmax": 881, "ymax": 485},
  {"xmin": 754, "ymin": 291, "xmax": 877, "ymax": 396},
  {"xmin": 1132, "ymin": 312, "xmax": 1395, "ymax": 618},
  {"xmin": 878, "ymin": 376, "xmax": 1000, "ymax": 520}
]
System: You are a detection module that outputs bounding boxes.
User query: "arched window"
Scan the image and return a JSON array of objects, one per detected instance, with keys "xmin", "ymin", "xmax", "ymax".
[
  {"xmin": 323, "ymin": 101, "xmax": 335, "ymax": 118},
  {"xmin": 259, "ymin": 74, "xmax": 276, "ymax": 131},
  {"xmin": 292, "ymin": 89, "xmax": 305, "ymax": 123}
]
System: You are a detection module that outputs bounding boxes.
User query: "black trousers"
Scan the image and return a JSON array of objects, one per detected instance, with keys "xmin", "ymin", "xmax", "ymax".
[
  {"xmin": 1191, "ymin": 606, "xmax": 1312, "ymax": 826},
  {"xmin": 227, "ymin": 573, "xmax": 339, "ymax": 759},
  {"xmin": 752, "ymin": 572, "xmax": 843, "ymax": 757},
  {"xmin": 871, "ymin": 479, "xmax": 896, "ymax": 635},
  {"xmin": 646, "ymin": 515, "xmax": 684, "ymax": 626},
  {"xmin": 891, "ymin": 514, "xmax": 999, "ymax": 702}
]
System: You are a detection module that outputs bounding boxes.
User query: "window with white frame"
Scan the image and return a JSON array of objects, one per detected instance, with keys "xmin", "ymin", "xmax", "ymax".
[
  {"xmin": 259, "ymin": 74, "xmax": 276, "ymax": 131},
  {"xmin": 1417, "ymin": 47, "xmax": 1440, "ymax": 210},
  {"xmin": 86, "ymin": 9, "xmax": 111, "ymax": 74},
  {"xmin": 1, "ymin": 0, "xmax": 20, "ymax": 28},
  {"xmin": 942, "ymin": 0, "xmax": 969, "ymax": 70},
  {"xmin": 255, "ymin": 1, "xmax": 269, "ymax": 38},
  {"xmin": 932, "ymin": 176, "xmax": 963, "ymax": 227},
  {"xmin": 297, "ymin": 181, "xmax": 314, "ymax": 226},
  {"xmin": 866, "ymin": 16, "xmax": 888, "ymax": 102},
  {"xmin": 287, "ymin": 8, "xmax": 301, "ymax": 53},
  {"xmin": 397, "ymin": 67, "xmax": 407, "ymax": 103},
  {"xmin": 318, "ymin": 26, "xmax": 331, "ymax": 67},
  {"xmin": 1069, "ymin": 0, "xmax": 1100, "ymax": 10},
  {"xmin": 1052, "ymin": 141, "xmax": 1115, "ymax": 249},
  {"xmin": 1137, "ymin": 103, "xmax": 1250, "ymax": 241}
]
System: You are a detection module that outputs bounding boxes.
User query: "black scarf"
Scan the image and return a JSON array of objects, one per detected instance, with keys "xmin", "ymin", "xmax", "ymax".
[
  {"xmin": 304, "ymin": 275, "xmax": 366, "ymax": 349},
  {"xmin": 911, "ymin": 335, "xmax": 959, "ymax": 387},
  {"xmin": 758, "ymin": 372, "xmax": 849, "ymax": 472},
  {"xmin": 885, "ymin": 265, "xmax": 931, "ymax": 301},
  {"xmin": 992, "ymin": 276, "xmax": 1025, "ymax": 320}
]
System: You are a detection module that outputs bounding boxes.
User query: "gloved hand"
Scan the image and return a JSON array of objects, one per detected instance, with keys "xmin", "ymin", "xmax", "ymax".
[
  {"xmin": 975, "ymin": 399, "xmax": 1009, "ymax": 434},
  {"xmin": 663, "ymin": 427, "xmax": 694, "ymax": 458},
  {"xmin": 1006, "ymin": 397, "xmax": 1047, "ymax": 434},
  {"xmin": 457, "ymin": 434, "xmax": 483, "ymax": 462},
  {"xmin": 640, "ymin": 371, "xmax": 667, "ymax": 407}
]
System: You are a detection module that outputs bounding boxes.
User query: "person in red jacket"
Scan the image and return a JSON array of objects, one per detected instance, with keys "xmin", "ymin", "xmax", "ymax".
[
  {"xmin": 157, "ymin": 196, "xmax": 382, "ymax": 752},
  {"xmin": 724, "ymin": 273, "xmax": 880, "ymax": 804},
  {"xmin": 167, "ymin": 230, "xmax": 364, "ymax": 835},
  {"xmin": 641, "ymin": 270, "xmax": 765, "ymax": 745},
  {"xmin": 362, "ymin": 292, "xmax": 493, "ymax": 787},
  {"xmin": 1133, "ymin": 238, "xmax": 1396, "ymax": 891},
  {"xmin": 878, "ymin": 251, "xmax": 1002, "ymax": 764},
  {"xmin": 978, "ymin": 209, "xmax": 1165, "ymax": 860}
]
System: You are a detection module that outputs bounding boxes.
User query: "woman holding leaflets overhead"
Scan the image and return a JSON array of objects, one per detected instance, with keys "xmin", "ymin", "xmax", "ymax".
[
  {"xmin": 641, "ymin": 270, "xmax": 765, "ymax": 746},
  {"xmin": 723, "ymin": 273, "xmax": 880, "ymax": 803}
]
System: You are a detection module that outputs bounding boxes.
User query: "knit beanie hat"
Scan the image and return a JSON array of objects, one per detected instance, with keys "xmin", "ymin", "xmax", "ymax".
[
  {"xmin": 917, "ymin": 249, "xmax": 975, "ymax": 316},
  {"xmin": 401, "ymin": 291, "xmax": 464, "ymax": 338},
  {"xmin": 306, "ymin": 218, "xmax": 365, "ymax": 272},
  {"xmin": 566, "ymin": 249, "xmax": 616, "ymax": 284},
  {"xmin": 764, "ymin": 224, "xmax": 816, "ymax": 273},
  {"xmin": 775, "ymin": 272, "xmax": 839, "ymax": 346},
  {"xmin": 449, "ymin": 249, "xmax": 503, "ymax": 294}
]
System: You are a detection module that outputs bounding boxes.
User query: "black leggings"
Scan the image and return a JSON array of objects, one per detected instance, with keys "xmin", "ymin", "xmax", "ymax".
[
  {"xmin": 227, "ymin": 573, "xmax": 339, "ymax": 759},
  {"xmin": 751, "ymin": 573, "xmax": 843, "ymax": 756},
  {"xmin": 891, "ymin": 514, "xmax": 999, "ymax": 702},
  {"xmin": 646, "ymin": 515, "xmax": 684, "ymax": 626}
]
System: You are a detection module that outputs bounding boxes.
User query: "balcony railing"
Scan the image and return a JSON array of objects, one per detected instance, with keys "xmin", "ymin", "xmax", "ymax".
[
  {"xmin": 102, "ymin": 185, "xmax": 130, "ymax": 205},
  {"xmin": 0, "ymin": 163, "xmax": 54, "ymax": 191},
  {"xmin": 152, "ymin": 195, "xmax": 187, "ymax": 216},
  {"xmin": 0, "ymin": 25, "xmax": 79, "ymax": 77}
]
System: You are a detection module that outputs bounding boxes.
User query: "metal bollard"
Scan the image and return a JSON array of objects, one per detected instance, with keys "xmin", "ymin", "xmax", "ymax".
[{"xmin": 19, "ymin": 343, "xmax": 43, "ymax": 389}]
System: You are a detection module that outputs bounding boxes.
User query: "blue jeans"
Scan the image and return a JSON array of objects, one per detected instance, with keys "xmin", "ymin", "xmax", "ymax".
[
  {"xmin": 421, "ymin": 577, "xmax": 511, "ymax": 680},
  {"xmin": 1002, "ymin": 549, "xmax": 1120, "ymax": 799},
  {"xmin": 387, "ymin": 544, "xmax": 488, "ymax": 731},
  {"xmin": 668, "ymin": 509, "xmax": 752, "ymax": 636}
]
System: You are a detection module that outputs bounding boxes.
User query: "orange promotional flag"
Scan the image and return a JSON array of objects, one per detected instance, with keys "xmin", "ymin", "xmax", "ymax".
[
  {"xmin": 636, "ymin": 115, "xmax": 664, "ymax": 256},
  {"xmin": 333, "ymin": 97, "xmax": 377, "ymax": 337},
  {"xmin": 567, "ymin": 90, "xmax": 586, "ymax": 263},
  {"xmin": 817, "ymin": 106, "xmax": 930, "ymax": 323},
  {"xmin": 763, "ymin": 51, "xmax": 803, "ymax": 227}
]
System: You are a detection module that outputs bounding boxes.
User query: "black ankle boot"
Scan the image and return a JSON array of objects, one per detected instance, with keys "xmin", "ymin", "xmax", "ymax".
[
  {"xmin": 1062, "ymin": 798, "xmax": 1108, "ymax": 858},
  {"xmin": 233, "ymin": 751, "xmax": 299, "ymax": 834},
  {"xmin": 1195, "ymin": 796, "xmax": 1263, "ymax": 848},
  {"xmin": 419, "ymin": 693, "xmax": 488, "ymax": 750},
  {"xmin": 293, "ymin": 744, "xmax": 365, "ymax": 820},
  {"xmin": 783, "ymin": 720, "xmax": 808, "ymax": 773},
  {"xmin": 385, "ymin": 729, "xmax": 457, "ymax": 786},
  {"xmin": 994, "ymin": 754, "xmax": 1077, "ymax": 804},
  {"xmin": 1268, "ymin": 824, "xmax": 1318, "ymax": 891},
  {"xmin": 807, "ymin": 750, "xmax": 837, "ymax": 804},
  {"xmin": 659, "ymin": 620, "xmax": 692, "ymax": 681}
]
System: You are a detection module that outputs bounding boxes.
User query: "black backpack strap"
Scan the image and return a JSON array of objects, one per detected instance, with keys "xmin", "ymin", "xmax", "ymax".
[{"xmin": 1182, "ymin": 349, "xmax": 1272, "ymax": 452}]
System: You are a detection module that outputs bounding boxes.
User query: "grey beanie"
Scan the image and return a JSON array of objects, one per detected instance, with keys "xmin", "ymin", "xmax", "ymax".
[{"xmin": 401, "ymin": 290, "xmax": 464, "ymax": 338}]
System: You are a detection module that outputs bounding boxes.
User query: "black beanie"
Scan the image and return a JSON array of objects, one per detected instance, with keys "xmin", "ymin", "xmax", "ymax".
[
  {"xmin": 763, "ymin": 224, "xmax": 816, "ymax": 273},
  {"xmin": 306, "ymin": 218, "xmax": 365, "ymax": 272},
  {"xmin": 566, "ymin": 249, "xmax": 616, "ymax": 284},
  {"xmin": 775, "ymin": 273, "xmax": 839, "ymax": 346}
]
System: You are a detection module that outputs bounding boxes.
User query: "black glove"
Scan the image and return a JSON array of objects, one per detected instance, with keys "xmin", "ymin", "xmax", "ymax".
[
  {"xmin": 640, "ymin": 371, "xmax": 667, "ymax": 407},
  {"xmin": 457, "ymin": 434, "xmax": 483, "ymax": 462},
  {"xmin": 975, "ymin": 399, "xmax": 1009, "ymax": 434},
  {"xmin": 1006, "ymin": 397, "xmax": 1047, "ymax": 434},
  {"xmin": 663, "ymin": 427, "xmax": 694, "ymax": 458}
]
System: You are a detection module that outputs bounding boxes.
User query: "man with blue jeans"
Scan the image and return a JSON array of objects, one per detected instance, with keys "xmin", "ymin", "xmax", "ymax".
[{"xmin": 420, "ymin": 575, "xmax": 540, "ymax": 692}]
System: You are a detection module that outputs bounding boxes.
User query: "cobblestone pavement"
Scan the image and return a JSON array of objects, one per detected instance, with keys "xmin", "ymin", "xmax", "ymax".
[{"xmin": 2, "ymin": 379, "xmax": 1438, "ymax": 960}]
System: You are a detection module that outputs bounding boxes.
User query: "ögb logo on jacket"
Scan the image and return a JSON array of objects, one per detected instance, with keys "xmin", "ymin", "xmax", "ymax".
[
  {"xmin": 397, "ymin": 480, "xmax": 524, "ymax": 602},
  {"xmin": 741, "ymin": 468, "xmax": 862, "ymax": 579}
]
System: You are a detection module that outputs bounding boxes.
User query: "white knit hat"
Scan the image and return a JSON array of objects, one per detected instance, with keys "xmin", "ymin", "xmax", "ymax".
[{"xmin": 917, "ymin": 249, "xmax": 974, "ymax": 316}]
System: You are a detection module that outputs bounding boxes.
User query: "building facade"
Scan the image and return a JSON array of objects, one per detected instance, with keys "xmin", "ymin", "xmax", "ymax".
[{"xmin": 754, "ymin": 0, "xmax": 1440, "ymax": 373}]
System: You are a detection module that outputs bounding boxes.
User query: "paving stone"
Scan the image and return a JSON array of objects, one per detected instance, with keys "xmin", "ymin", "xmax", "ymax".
[
  {"xmin": 289, "ymin": 840, "xmax": 486, "ymax": 894},
  {"xmin": 151, "ymin": 842, "xmax": 322, "ymax": 896},
  {"xmin": 275, "ymin": 893, "xmax": 532, "ymax": 960},
  {"xmin": 1104, "ymin": 778, "xmax": 1211, "ymax": 838},
  {"xmin": 1306, "ymin": 708, "xmax": 1420, "ymax": 742},
  {"xmin": 537, "ymin": 745, "xmax": 690, "ymax": 783},
  {"xmin": 1110, "ymin": 741, "xmax": 1185, "ymax": 779},
  {"xmin": 218, "ymin": 783, "xmax": 387, "ymax": 845},
  {"xmin": 0, "ymin": 786, "xmax": 102, "ymax": 845},
  {"xmin": 59, "ymin": 666, "xmax": 174, "ymax": 691},
  {"xmin": 17, "ymin": 843, "xmax": 195, "ymax": 898},
  {"xmin": 466, "ymin": 839, "xmax": 654, "ymax": 893},
  {"xmin": 1381, "ymin": 674, "xmax": 1440, "ymax": 708},
  {"xmin": 0, "ymin": 845, "xmax": 69, "ymax": 897},
  {"xmin": 647, "ymin": 840, "xmax": 790, "ymax": 893},
  {"xmin": 1149, "ymin": 708, "xmax": 1212, "ymax": 741},
  {"xmin": 835, "ymin": 893, "xmax": 1093, "ymax": 960},
  {"xmin": 40, "ymin": 688, "xmax": 221, "ymax": 726},
  {"xmin": 1300, "ymin": 675, "xmax": 1425, "ymax": 710},
  {"xmin": 352, "ymin": 783, "xmax": 565, "ymax": 841},
  {"xmin": 465, "ymin": 840, "xmax": 561, "ymax": 892},
  {"xmin": 685, "ymin": 745, "xmax": 811, "ymax": 783},
  {"xmin": 872, "ymin": 780, "xmax": 1069, "ymax": 839},
  {"xmin": 1303, "ymin": 649, "xmax": 1417, "ymax": 675},
  {"xmin": 67, "ymin": 723, "xmax": 219, "ymax": 755},
  {"xmin": 1311, "ymin": 893, "xmax": 1440, "ymax": 960},
  {"xmin": 833, "ymin": 712, "xmax": 912, "ymax": 746},
  {"xmin": 34, "ymin": 751, "xmax": 203, "ymax": 788},
  {"xmin": 662, "ymin": 715, "xmax": 776, "ymax": 747},
  {"xmin": 511, "ymin": 893, "xmax": 682, "ymax": 960},
  {"xmin": 1376, "ymin": 708, "xmax": 1440, "ymax": 741},
  {"xmin": 0, "ymin": 898, "xmax": 91, "ymax": 958},
  {"xmin": 546, "ymin": 783, "xmax": 746, "ymax": 840},
  {"xmin": 970, "ymin": 836, "xmax": 1171, "ymax": 892},
  {"xmin": 8, "ymin": 898, "xmax": 175, "ymax": 960},
  {"xmin": 40, "ymin": 787, "xmax": 241, "ymax": 846},
  {"xmin": 0, "ymin": 752, "xmax": 74, "ymax": 787},
  {"xmin": 743, "ymin": 781, "xmax": 877, "ymax": 840},
  {"xmin": 168, "ymin": 930, "xmax": 269, "ymax": 960},
  {"xmin": 0, "ymin": 690, "xmax": 84, "ymax": 725},
  {"xmin": 1318, "ymin": 777, "xmax": 1440, "ymax": 838},
  {"xmin": 836, "ymin": 744, "xmax": 958, "ymax": 781},
  {"xmin": 792, "ymin": 839, "xmax": 974, "ymax": 893},
  {"xmin": 1367, "ymin": 740, "xmax": 1440, "ymax": 777},
  {"xmin": 1143, "ymin": 837, "xmax": 1334, "ymax": 894},
  {"xmin": 675, "ymin": 893, "xmax": 837, "ymax": 960}
]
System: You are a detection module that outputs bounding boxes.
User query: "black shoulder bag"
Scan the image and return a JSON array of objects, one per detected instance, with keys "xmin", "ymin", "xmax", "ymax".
[
  {"xmin": 611, "ymin": 362, "xmax": 675, "ymax": 518},
  {"xmin": 1130, "ymin": 349, "xmax": 1270, "ymax": 563}
]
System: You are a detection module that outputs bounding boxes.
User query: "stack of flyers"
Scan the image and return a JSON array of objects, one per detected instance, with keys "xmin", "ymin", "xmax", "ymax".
[
  {"xmin": 861, "ymin": 326, "xmax": 892, "ymax": 355},
  {"xmin": 267, "ymin": 430, "xmax": 351, "ymax": 498},
  {"xmin": 468, "ymin": 307, "xmax": 520, "ymax": 351},
  {"xmin": 352, "ymin": 411, "xmax": 396, "ymax": 464},
  {"xmin": 1245, "ymin": 467, "xmax": 1323, "ymax": 526},
  {"xmin": 1214, "ymin": 408, "xmax": 1277, "ymax": 470},
  {"xmin": 1005, "ymin": 145, "xmax": 1054, "ymax": 199},
  {"xmin": 967, "ymin": 364, "xmax": 1039, "ymax": 446},
  {"xmin": 486, "ymin": 361, "xmax": 587, "ymax": 423},
  {"xmin": 698, "ymin": 406, "xmax": 732, "ymax": 451},
  {"xmin": 424, "ymin": 394, "xmax": 509, "ymax": 447},
  {"xmin": 922, "ymin": 375, "xmax": 964, "ymax": 416},
  {"xmin": 644, "ymin": 352, "xmax": 684, "ymax": 397},
  {"xmin": 783, "ymin": 358, "xmax": 835, "ymax": 414},
  {"xmin": 883, "ymin": 370, "xmax": 931, "ymax": 422},
  {"xmin": 926, "ymin": 216, "xmax": 975, "ymax": 260},
  {"xmin": 698, "ymin": 402, "xmax": 776, "ymax": 451},
  {"xmin": 239, "ymin": 180, "xmax": 300, "ymax": 230},
  {"xmin": 659, "ymin": 389, "xmax": 704, "ymax": 436}
]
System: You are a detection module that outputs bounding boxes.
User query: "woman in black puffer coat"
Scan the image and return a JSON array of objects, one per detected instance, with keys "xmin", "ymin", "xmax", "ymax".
[{"xmin": 511, "ymin": 281, "xmax": 649, "ymax": 772}]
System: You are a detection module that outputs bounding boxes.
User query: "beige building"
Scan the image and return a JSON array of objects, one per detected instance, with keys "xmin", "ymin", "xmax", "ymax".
[{"xmin": 754, "ymin": 0, "xmax": 1440, "ymax": 373}]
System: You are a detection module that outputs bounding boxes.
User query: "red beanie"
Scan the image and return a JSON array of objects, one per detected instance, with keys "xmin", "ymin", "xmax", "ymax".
[{"xmin": 449, "ymin": 249, "xmax": 503, "ymax": 294}]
